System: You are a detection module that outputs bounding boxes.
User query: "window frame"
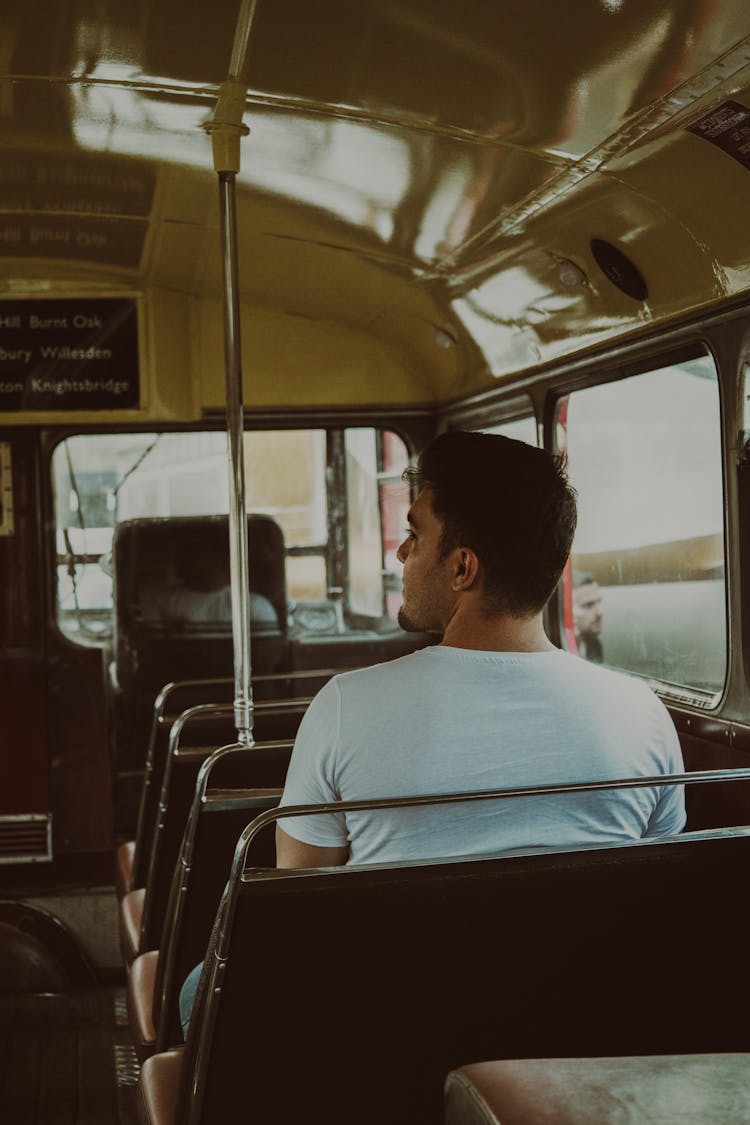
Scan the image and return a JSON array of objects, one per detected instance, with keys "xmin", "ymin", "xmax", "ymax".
[
  {"xmin": 45, "ymin": 420, "xmax": 417, "ymax": 647},
  {"xmin": 547, "ymin": 344, "xmax": 728, "ymax": 708}
]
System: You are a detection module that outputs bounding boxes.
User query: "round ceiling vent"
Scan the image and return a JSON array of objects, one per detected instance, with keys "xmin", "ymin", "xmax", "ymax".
[{"xmin": 590, "ymin": 238, "xmax": 648, "ymax": 302}]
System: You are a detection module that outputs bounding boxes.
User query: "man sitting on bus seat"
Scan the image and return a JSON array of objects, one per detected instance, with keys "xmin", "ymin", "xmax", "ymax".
[
  {"xmin": 180, "ymin": 431, "xmax": 684, "ymax": 1035},
  {"xmin": 573, "ymin": 570, "xmax": 604, "ymax": 663},
  {"xmin": 275, "ymin": 430, "xmax": 685, "ymax": 869}
]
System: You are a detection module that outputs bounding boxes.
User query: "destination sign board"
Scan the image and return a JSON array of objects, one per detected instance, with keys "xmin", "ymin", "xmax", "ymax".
[
  {"xmin": 0, "ymin": 151, "xmax": 152, "ymax": 270},
  {"xmin": 687, "ymin": 100, "xmax": 750, "ymax": 172},
  {"xmin": 0, "ymin": 298, "xmax": 139, "ymax": 411}
]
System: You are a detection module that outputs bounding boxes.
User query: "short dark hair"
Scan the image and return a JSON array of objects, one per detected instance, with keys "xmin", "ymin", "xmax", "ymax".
[
  {"xmin": 573, "ymin": 570, "xmax": 596, "ymax": 589},
  {"xmin": 405, "ymin": 430, "xmax": 577, "ymax": 616}
]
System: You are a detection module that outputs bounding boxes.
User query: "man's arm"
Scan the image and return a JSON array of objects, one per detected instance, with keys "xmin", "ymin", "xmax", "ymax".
[
  {"xmin": 276, "ymin": 824, "xmax": 349, "ymax": 868},
  {"xmin": 276, "ymin": 678, "xmax": 350, "ymax": 867},
  {"xmin": 644, "ymin": 699, "xmax": 687, "ymax": 836}
]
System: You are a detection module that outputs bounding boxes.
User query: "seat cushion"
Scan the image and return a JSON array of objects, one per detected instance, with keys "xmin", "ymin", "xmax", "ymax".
[
  {"xmin": 136, "ymin": 1046, "xmax": 184, "ymax": 1125},
  {"xmin": 115, "ymin": 839, "xmax": 136, "ymax": 900},
  {"xmin": 445, "ymin": 1055, "xmax": 750, "ymax": 1125},
  {"xmin": 120, "ymin": 887, "xmax": 146, "ymax": 965},
  {"xmin": 128, "ymin": 949, "xmax": 159, "ymax": 1059}
]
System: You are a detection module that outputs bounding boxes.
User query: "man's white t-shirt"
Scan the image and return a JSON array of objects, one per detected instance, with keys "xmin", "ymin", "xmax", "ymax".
[{"xmin": 279, "ymin": 646, "xmax": 685, "ymax": 864}]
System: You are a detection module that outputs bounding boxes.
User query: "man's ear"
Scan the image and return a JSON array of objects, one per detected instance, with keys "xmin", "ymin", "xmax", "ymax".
[{"xmin": 451, "ymin": 548, "xmax": 480, "ymax": 592}]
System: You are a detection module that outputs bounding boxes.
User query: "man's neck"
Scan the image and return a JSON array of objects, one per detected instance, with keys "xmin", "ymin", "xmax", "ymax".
[{"xmin": 439, "ymin": 607, "xmax": 555, "ymax": 653}]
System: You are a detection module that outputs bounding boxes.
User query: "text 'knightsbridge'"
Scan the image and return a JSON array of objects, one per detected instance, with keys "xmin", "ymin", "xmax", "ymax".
[{"xmin": 28, "ymin": 376, "xmax": 131, "ymax": 396}]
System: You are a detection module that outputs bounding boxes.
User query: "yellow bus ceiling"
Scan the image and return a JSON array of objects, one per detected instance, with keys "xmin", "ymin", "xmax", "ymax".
[{"xmin": 0, "ymin": 0, "xmax": 750, "ymax": 415}]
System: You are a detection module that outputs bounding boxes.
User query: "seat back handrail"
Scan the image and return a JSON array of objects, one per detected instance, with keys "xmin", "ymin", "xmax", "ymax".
[
  {"xmin": 155, "ymin": 667, "xmax": 355, "ymax": 711},
  {"xmin": 154, "ymin": 761, "xmax": 284, "ymax": 1052},
  {"xmin": 232, "ymin": 765, "xmax": 750, "ymax": 889},
  {"xmin": 132, "ymin": 688, "xmax": 313, "ymax": 886},
  {"xmin": 138, "ymin": 736, "xmax": 294, "ymax": 952},
  {"xmin": 165, "ymin": 698, "xmax": 313, "ymax": 749},
  {"xmin": 187, "ymin": 774, "xmax": 750, "ymax": 1125}
]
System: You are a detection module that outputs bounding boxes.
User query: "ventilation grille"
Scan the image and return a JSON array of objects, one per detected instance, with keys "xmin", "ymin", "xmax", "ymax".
[{"xmin": 0, "ymin": 814, "xmax": 52, "ymax": 863}]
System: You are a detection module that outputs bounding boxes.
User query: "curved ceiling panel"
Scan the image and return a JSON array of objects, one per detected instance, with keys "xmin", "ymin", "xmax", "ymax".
[{"xmin": 0, "ymin": 0, "xmax": 749, "ymax": 408}]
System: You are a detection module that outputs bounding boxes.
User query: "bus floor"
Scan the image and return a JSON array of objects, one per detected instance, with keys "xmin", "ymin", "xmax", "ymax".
[{"xmin": 0, "ymin": 986, "xmax": 138, "ymax": 1124}]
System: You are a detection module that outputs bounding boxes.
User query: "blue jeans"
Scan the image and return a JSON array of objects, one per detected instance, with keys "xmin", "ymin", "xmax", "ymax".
[{"xmin": 179, "ymin": 960, "xmax": 204, "ymax": 1038}]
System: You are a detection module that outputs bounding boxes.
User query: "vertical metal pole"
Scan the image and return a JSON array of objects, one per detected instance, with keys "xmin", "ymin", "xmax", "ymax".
[
  {"xmin": 191, "ymin": 20, "xmax": 259, "ymax": 1125},
  {"xmin": 228, "ymin": 0, "xmax": 260, "ymax": 81},
  {"xmin": 219, "ymin": 170, "xmax": 253, "ymax": 746},
  {"xmin": 204, "ymin": 1, "xmax": 259, "ymax": 752}
]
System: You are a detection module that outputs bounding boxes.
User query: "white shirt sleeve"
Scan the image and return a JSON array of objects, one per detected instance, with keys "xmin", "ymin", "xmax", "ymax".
[
  {"xmin": 643, "ymin": 702, "xmax": 687, "ymax": 837},
  {"xmin": 277, "ymin": 678, "xmax": 349, "ymax": 847}
]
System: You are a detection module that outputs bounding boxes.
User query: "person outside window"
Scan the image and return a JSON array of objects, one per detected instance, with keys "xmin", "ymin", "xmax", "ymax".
[{"xmin": 573, "ymin": 570, "xmax": 604, "ymax": 663}]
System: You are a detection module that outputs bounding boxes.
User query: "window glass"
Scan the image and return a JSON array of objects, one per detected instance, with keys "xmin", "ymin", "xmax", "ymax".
[
  {"xmin": 286, "ymin": 554, "xmax": 327, "ymax": 602},
  {"xmin": 379, "ymin": 431, "xmax": 411, "ymax": 621},
  {"xmin": 481, "ymin": 414, "xmax": 537, "ymax": 445},
  {"xmin": 345, "ymin": 428, "xmax": 410, "ymax": 621},
  {"xmin": 245, "ymin": 429, "xmax": 328, "ymax": 603},
  {"xmin": 557, "ymin": 356, "xmax": 726, "ymax": 697},
  {"xmin": 346, "ymin": 429, "xmax": 383, "ymax": 617},
  {"xmin": 52, "ymin": 426, "xmax": 408, "ymax": 643},
  {"xmin": 741, "ymin": 362, "xmax": 750, "ymax": 435},
  {"xmin": 54, "ymin": 432, "xmax": 227, "ymax": 642},
  {"xmin": 244, "ymin": 430, "xmax": 327, "ymax": 549}
]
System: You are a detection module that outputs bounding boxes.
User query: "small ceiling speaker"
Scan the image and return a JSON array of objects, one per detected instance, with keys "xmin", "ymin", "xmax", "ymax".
[{"xmin": 590, "ymin": 238, "xmax": 648, "ymax": 301}]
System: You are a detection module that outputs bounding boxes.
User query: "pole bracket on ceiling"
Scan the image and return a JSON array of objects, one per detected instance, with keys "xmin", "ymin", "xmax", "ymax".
[{"xmin": 204, "ymin": 80, "xmax": 250, "ymax": 174}]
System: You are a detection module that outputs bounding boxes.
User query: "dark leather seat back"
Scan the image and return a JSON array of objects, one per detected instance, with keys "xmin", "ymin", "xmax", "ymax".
[
  {"xmin": 181, "ymin": 827, "xmax": 750, "ymax": 1125},
  {"xmin": 136, "ymin": 707, "xmax": 304, "ymax": 956},
  {"xmin": 153, "ymin": 747, "xmax": 290, "ymax": 1049},
  {"xmin": 113, "ymin": 514, "xmax": 288, "ymax": 691}
]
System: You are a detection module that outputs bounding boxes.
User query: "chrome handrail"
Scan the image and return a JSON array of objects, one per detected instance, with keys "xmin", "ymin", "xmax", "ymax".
[
  {"xmin": 237, "ymin": 765, "xmax": 750, "ymax": 873},
  {"xmin": 166, "ymin": 697, "xmax": 313, "ymax": 751},
  {"xmin": 190, "ymin": 764, "xmax": 750, "ymax": 1125}
]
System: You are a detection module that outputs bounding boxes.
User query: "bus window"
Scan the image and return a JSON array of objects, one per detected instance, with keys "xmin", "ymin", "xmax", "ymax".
[
  {"xmin": 346, "ymin": 429, "xmax": 384, "ymax": 618},
  {"xmin": 52, "ymin": 427, "xmax": 409, "ymax": 644},
  {"xmin": 53, "ymin": 432, "xmax": 232, "ymax": 644},
  {"xmin": 481, "ymin": 412, "xmax": 538, "ymax": 445},
  {"xmin": 556, "ymin": 355, "xmax": 726, "ymax": 699},
  {"xmin": 244, "ymin": 430, "xmax": 328, "ymax": 603},
  {"xmin": 345, "ymin": 429, "xmax": 410, "ymax": 623}
]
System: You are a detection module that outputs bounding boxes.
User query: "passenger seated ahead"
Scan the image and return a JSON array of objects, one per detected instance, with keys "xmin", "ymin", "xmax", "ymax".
[
  {"xmin": 142, "ymin": 534, "xmax": 279, "ymax": 628},
  {"xmin": 181, "ymin": 432, "xmax": 684, "ymax": 1034}
]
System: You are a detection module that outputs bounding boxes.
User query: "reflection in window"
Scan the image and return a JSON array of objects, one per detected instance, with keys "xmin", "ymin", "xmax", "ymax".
[
  {"xmin": 557, "ymin": 356, "xmax": 726, "ymax": 697},
  {"xmin": 52, "ymin": 427, "xmax": 409, "ymax": 645}
]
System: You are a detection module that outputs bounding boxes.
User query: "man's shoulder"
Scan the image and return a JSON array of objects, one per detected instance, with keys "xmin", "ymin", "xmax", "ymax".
[
  {"xmin": 333, "ymin": 646, "xmax": 433, "ymax": 691},
  {"xmin": 559, "ymin": 651, "xmax": 669, "ymax": 714}
]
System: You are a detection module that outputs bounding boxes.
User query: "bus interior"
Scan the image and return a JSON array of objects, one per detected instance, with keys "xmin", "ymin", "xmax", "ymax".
[{"xmin": 2, "ymin": 1, "xmax": 750, "ymax": 1121}]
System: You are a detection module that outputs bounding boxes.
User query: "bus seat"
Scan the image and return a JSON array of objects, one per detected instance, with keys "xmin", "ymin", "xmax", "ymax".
[
  {"xmin": 115, "ymin": 838, "xmax": 136, "ymax": 900},
  {"xmin": 115, "ymin": 683, "xmax": 231, "ymax": 902},
  {"xmin": 110, "ymin": 514, "xmax": 289, "ymax": 835},
  {"xmin": 152, "ymin": 781, "xmax": 281, "ymax": 1051},
  {"xmin": 120, "ymin": 886, "xmax": 146, "ymax": 966},
  {"xmin": 137, "ymin": 1047, "xmax": 184, "ymax": 1125},
  {"xmin": 116, "ymin": 669, "xmax": 335, "ymax": 902},
  {"xmin": 140, "ymin": 825, "xmax": 750, "ymax": 1125},
  {"xmin": 112, "ymin": 514, "xmax": 288, "ymax": 692},
  {"xmin": 127, "ymin": 762, "xmax": 281, "ymax": 1059},
  {"xmin": 129, "ymin": 949, "xmax": 159, "ymax": 1049},
  {"xmin": 444, "ymin": 1055, "xmax": 750, "ymax": 1125},
  {"xmin": 119, "ymin": 730, "xmax": 293, "ymax": 965}
]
